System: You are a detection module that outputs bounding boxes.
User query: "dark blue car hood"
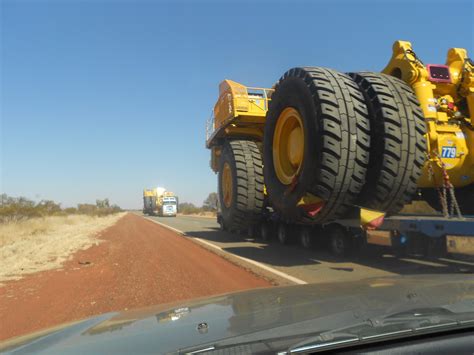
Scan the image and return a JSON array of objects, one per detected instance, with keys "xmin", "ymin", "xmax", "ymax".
[{"xmin": 2, "ymin": 274, "xmax": 473, "ymax": 354}]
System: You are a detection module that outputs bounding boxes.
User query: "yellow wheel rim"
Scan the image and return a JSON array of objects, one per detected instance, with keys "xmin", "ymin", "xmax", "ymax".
[
  {"xmin": 222, "ymin": 162, "xmax": 233, "ymax": 208},
  {"xmin": 273, "ymin": 107, "xmax": 305, "ymax": 185}
]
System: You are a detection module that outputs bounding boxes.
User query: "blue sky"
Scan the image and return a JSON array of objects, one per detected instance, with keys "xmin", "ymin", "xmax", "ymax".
[{"xmin": 1, "ymin": 0, "xmax": 473, "ymax": 209}]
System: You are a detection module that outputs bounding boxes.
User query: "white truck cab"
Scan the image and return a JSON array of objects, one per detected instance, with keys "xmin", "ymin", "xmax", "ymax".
[{"xmin": 160, "ymin": 196, "xmax": 177, "ymax": 217}]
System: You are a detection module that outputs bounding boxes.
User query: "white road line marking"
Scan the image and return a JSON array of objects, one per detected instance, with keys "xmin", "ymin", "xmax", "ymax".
[
  {"xmin": 399, "ymin": 258, "xmax": 447, "ymax": 268},
  {"xmin": 438, "ymin": 258, "xmax": 474, "ymax": 266},
  {"xmin": 145, "ymin": 216, "xmax": 307, "ymax": 285},
  {"xmin": 193, "ymin": 237, "xmax": 307, "ymax": 285}
]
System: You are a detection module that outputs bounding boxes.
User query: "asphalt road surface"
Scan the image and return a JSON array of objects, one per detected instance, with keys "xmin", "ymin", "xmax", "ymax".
[{"xmin": 145, "ymin": 214, "xmax": 474, "ymax": 285}]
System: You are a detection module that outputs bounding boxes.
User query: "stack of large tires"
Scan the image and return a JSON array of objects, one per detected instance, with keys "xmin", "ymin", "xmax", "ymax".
[
  {"xmin": 218, "ymin": 67, "xmax": 429, "ymax": 229},
  {"xmin": 264, "ymin": 67, "xmax": 427, "ymax": 224}
]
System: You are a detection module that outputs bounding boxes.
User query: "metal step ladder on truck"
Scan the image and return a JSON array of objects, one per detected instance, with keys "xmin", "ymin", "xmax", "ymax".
[{"xmin": 206, "ymin": 41, "xmax": 474, "ymax": 258}]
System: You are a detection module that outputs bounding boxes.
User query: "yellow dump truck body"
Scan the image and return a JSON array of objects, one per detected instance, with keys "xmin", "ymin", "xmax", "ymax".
[{"xmin": 206, "ymin": 80, "xmax": 273, "ymax": 172}]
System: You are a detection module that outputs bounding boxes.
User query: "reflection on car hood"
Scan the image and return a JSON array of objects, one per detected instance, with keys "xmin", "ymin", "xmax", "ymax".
[{"xmin": 2, "ymin": 274, "xmax": 473, "ymax": 354}]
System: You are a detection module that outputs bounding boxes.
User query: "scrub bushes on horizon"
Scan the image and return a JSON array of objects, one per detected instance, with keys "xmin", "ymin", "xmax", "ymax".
[{"xmin": 0, "ymin": 194, "xmax": 122, "ymax": 223}]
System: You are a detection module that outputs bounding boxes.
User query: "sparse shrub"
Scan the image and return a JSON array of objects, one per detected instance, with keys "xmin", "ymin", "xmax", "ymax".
[
  {"xmin": 77, "ymin": 203, "xmax": 98, "ymax": 215},
  {"xmin": 178, "ymin": 193, "xmax": 219, "ymax": 215},
  {"xmin": 36, "ymin": 200, "xmax": 62, "ymax": 216},
  {"xmin": 0, "ymin": 194, "xmax": 122, "ymax": 223},
  {"xmin": 64, "ymin": 207, "xmax": 77, "ymax": 214},
  {"xmin": 178, "ymin": 202, "xmax": 201, "ymax": 215},
  {"xmin": 202, "ymin": 192, "xmax": 218, "ymax": 212},
  {"xmin": 0, "ymin": 194, "xmax": 40, "ymax": 222}
]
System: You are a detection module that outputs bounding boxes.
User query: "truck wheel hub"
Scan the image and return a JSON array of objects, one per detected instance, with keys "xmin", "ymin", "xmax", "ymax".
[{"xmin": 273, "ymin": 107, "xmax": 305, "ymax": 185}]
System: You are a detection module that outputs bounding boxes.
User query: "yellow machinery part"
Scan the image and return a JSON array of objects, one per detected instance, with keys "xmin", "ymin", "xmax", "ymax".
[
  {"xmin": 273, "ymin": 107, "xmax": 305, "ymax": 185},
  {"xmin": 206, "ymin": 80, "xmax": 272, "ymax": 172},
  {"xmin": 383, "ymin": 41, "xmax": 474, "ymax": 188},
  {"xmin": 214, "ymin": 80, "xmax": 269, "ymax": 123},
  {"xmin": 143, "ymin": 189, "xmax": 155, "ymax": 197},
  {"xmin": 209, "ymin": 146, "xmax": 222, "ymax": 172}
]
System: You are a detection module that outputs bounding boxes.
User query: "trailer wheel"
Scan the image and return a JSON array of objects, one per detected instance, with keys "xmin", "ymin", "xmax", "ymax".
[
  {"xmin": 219, "ymin": 222, "xmax": 226, "ymax": 231},
  {"xmin": 217, "ymin": 215, "xmax": 226, "ymax": 231},
  {"xmin": 260, "ymin": 222, "xmax": 273, "ymax": 241},
  {"xmin": 218, "ymin": 140, "xmax": 264, "ymax": 230},
  {"xmin": 299, "ymin": 227, "xmax": 313, "ymax": 249},
  {"xmin": 349, "ymin": 72, "xmax": 427, "ymax": 214},
  {"xmin": 328, "ymin": 225, "xmax": 352, "ymax": 257},
  {"xmin": 264, "ymin": 67, "xmax": 370, "ymax": 224},
  {"xmin": 277, "ymin": 223, "xmax": 295, "ymax": 245},
  {"xmin": 247, "ymin": 224, "xmax": 259, "ymax": 239},
  {"xmin": 427, "ymin": 236, "xmax": 447, "ymax": 258}
]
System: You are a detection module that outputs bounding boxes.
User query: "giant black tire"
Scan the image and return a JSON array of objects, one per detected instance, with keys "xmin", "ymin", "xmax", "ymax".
[
  {"xmin": 218, "ymin": 140, "xmax": 264, "ymax": 230},
  {"xmin": 349, "ymin": 72, "xmax": 427, "ymax": 214},
  {"xmin": 264, "ymin": 67, "xmax": 371, "ymax": 224}
]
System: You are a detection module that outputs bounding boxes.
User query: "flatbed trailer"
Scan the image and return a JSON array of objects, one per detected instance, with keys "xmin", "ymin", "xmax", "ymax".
[
  {"xmin": 372, "ymin": 215, "xmax": 474, "ymax": 237},
  {"xmin": 219, "ymin": 211, "xmax": 474, "ymax": 258},
  {"xmin": 331, "ymin": 214, "xmax": 474, "ymax": 257}
]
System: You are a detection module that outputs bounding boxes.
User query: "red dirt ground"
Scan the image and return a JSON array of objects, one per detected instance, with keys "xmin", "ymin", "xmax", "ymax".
[{"xmin": 0, "ymin": 213, "xmax": 271, "ymax": 341}]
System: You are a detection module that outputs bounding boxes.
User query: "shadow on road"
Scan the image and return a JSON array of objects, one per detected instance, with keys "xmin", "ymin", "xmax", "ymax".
[{"xmin": 184, "ymin": 228, "xmax": 474, "ymax": 277}]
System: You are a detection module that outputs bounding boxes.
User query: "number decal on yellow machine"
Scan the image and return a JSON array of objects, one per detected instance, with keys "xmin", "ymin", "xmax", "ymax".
[{"xmin": 441, "ymin": 146, "xmax": 457, "ymax": 158}]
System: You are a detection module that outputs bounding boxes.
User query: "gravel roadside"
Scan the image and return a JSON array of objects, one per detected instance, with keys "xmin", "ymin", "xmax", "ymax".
[{"xmin": 0, "ymin": 213, "xmax": 271, "ymax": 341}]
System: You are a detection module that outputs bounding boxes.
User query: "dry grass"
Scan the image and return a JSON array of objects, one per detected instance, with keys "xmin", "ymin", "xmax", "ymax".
[{"xmin": 0, "ymin": 213, "xmax": 126, "ymax": 284}]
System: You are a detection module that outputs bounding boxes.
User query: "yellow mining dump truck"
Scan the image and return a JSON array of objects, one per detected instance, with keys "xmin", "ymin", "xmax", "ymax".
[{"xmin": 206, "ymin": 41, "xmax": 474, "ymax": 254}]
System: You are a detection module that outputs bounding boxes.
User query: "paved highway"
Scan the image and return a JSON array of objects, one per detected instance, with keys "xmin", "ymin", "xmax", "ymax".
[{"xmin": 143, "ymin": 214, "xmax": 474, "ymax": 285}]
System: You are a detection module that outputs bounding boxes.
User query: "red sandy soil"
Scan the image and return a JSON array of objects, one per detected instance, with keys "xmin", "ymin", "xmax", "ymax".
[{"xmin": 0, "ymin": 213, "xmax": 270, "ymax": 341}]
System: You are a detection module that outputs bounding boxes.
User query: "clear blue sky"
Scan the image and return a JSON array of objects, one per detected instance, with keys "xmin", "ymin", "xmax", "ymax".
[{"xmin": 1, "ymin": 0, "xmax": 473, "ymax": 209}]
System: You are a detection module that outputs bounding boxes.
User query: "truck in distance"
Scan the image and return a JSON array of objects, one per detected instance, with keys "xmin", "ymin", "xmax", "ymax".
[
  {"xmin": 142, "ymin": 187, "xmax": 178, "ymax": 217},
  {"xmin": 159, "ymin": 192, "xmax": 178, "ymax": 217}
]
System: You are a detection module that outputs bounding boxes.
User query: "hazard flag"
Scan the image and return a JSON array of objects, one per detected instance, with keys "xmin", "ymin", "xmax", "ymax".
[{"xmin": 360, "ymin": 208, "xmax": 386, "ymax": 230}]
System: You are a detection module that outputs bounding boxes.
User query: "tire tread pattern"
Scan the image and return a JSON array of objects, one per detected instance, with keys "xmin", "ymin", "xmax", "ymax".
[
  {"xmin": 266, "ymin": 67, "xmax": 371, "ymax": 223},
  {"xmin": 219, "ymin": 140, "xmax": 264, "ymax": 229},
  {"xmin": 349, "ymin": 72, "xmax": 427, "ymax": 213}
]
